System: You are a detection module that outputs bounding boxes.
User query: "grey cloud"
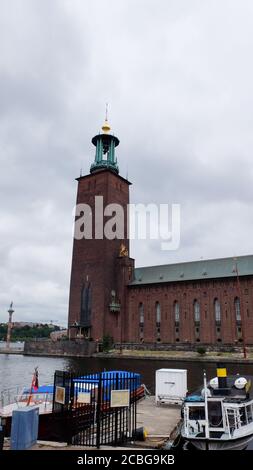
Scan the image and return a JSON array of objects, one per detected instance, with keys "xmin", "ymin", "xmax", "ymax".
[{"xmin": 1, "ymin": 0, "xmax": 253, "ymax": 324}]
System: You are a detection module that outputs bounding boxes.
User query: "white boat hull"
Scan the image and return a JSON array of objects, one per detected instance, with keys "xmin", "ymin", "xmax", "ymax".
[{"xmin": 186, "ymin": 433, "xmax": 253, "ymax": 450}]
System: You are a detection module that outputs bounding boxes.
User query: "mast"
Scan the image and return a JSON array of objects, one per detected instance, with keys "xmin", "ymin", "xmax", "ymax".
[{"xmin": 203, "ymin": 370, "xmax": 210, "ymax": 442}]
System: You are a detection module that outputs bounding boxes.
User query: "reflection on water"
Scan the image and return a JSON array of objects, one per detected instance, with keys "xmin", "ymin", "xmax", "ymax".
[{"xmin": 0, "ymin": 354, "xmax": 252, "ymax": 449}]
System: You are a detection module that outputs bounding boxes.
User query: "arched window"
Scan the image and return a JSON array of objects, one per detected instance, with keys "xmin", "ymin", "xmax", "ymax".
[
  {"xmin": 139, "ymin": 303, "xmax": 144, "ymax": 325},
  {"xmin": 80, "ymin": 283, "xmax": 92, "ymax": 327},
  {"xmin": 174, "ymin": 302, "xmax": 180, "ymax": 323},
  {"xmin": 234, "ymin": 297, "xmax": 241, "ymax": 322},
  {"xmin": 156, "ymin": 302, "xmax": 161, "ymax": 325},
  {"xmin": 194, "ymin": 300, "xmax": 200, "ymax": 323},
  {"xmin": 214, "ymin": 299, "xmax": 221, "ymax": 323}
]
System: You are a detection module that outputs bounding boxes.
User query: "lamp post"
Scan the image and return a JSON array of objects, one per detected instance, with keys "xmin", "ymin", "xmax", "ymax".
[
  {"xmin": 233, "ymin": 260, "xmax": 247, "ymax": 359},
  {"xmin": 6, "ymin": 302, "xmax": 14, "ymax": 350}
]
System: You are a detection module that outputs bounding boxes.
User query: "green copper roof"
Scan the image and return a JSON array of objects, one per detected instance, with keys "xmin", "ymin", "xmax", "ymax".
[
  {"xmin": 91, "ymin": 131, "xmax": 119, "ymax": 175},
  {"xmin": 131, "ymin": 254, "xmax": 253, "ymax": 286}
]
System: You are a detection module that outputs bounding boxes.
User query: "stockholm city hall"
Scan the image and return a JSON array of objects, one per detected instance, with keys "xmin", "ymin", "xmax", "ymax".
[{"xmin": 68, "ymin": 118, "xmax": 253, "ymax": 347}]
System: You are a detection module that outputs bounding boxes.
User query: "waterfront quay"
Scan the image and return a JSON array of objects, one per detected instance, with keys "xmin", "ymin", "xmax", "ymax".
[
  {"xmin": 0, "ymin": 349, "xmax": 23, "ymax": 355},
  {"xmin": 135, "ymin": 395, "xmax": 181, "ymax": 448},
  {"xmin": 0, "ymin": 342, "xmax": 24, "ymax": 355},
  {"xmin": 2, "ymin": 395, "xmax": 181, "ymax": 451}
]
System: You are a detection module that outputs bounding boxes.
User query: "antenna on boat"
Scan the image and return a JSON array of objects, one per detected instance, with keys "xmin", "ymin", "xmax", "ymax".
[{"xmin": 203, "ymin": 370, "xmax": 210, "ymax": 447}]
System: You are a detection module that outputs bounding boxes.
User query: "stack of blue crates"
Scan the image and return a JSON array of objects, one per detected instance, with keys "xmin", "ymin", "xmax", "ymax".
[{"xmin": 11, "ymin": 406, "xmax": 39, "ymax": 450}]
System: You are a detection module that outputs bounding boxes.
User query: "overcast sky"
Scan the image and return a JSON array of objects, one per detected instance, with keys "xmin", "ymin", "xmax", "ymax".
[{"xmin": 1, "ymin": 0, "xmax": 253, "ymax": 325}]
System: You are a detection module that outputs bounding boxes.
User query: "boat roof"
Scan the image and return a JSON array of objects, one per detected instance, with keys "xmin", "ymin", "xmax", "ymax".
[
  {"xmin": 185, "ymin": 375, "xmax": 253, "ymax": 404},
  {"xmin": 10, "ymin": 371, "xmax": 141, "ymax": 397},
  {"xmin": 75, "ymin": 371, "xmax": 141, "ymax": 383},
  {"xmin": 23, "ymin": 385, "xmax": 54, "ymax": 394}
]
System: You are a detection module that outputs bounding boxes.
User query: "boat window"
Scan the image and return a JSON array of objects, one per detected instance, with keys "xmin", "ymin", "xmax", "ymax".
[
  {"xmin": 188, "ymin": 406, "xmax": 205, "ymax": 420},
  {"xmin": 240, "ymin": 406, "xmax": 247, "ymax": 425},
  {"xmin": 246, "ymin": 405, "xmax": 253, "ymax": 423},
  {"xmin": 227, "ymin": 409, "xmax": 236, "ymax": 431},
  {"xmin": 208, "ymin": 401, "xmax": 223, "ymax": 427},
  {"xmin": 226, "ymin": 408, "xmax": 240, "ymax": 431}
]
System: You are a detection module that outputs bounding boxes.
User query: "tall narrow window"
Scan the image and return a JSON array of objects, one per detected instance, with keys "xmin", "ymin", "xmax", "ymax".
[
  {"xmin": 214, "ymin": 299, "xmax": 221, "ymax": 323},
  {"xmin": 174, "ymin": 301, "xmax": 180, "ymax": 323},
  {"xmin": 156, "ymin": 302, "xmax": 161, "ymax": 325},
  {"xmin": 194, "ymin": 300, "xmax": 200, "ymax": 323},
  {"xmin": 80, "ymin": 283, "xmax": 92, "ymax": 327},
  {"xmin": 139, "ymin": 303, "xmax": 144, "ymax": 325},
  {"xmin": 234, "ymin": 297, "xmax": 241, "ymax": 322},
  {"xmin": 139, "ymin": 302, "xmax": 144, "ymax": 342},
  {"xmin": 155, "ymin": 302, "xmax": 161, "ymax": 341}
]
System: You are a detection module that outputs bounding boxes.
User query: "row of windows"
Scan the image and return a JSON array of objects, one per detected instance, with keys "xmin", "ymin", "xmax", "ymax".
[{"xmin": 138, "ymin": 298, "xmax": 241, "ymax": 324}]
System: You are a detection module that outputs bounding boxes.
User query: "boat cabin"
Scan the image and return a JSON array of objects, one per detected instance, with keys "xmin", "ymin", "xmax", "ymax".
[{"xmin": 183, "ymin": 375, "xmax": 253, "ymax": 442}]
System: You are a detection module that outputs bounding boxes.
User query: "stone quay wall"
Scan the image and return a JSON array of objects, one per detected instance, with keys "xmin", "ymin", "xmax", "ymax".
[
  {"xmin": 114, "ymin": 342, "xmax": 252, "ymax": 353},
  {"xmin": 24, "ymin": 339, "xmax": 97, "ymax": 357}
]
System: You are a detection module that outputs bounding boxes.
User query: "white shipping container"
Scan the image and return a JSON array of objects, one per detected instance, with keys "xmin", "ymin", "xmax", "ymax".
[{"xmin": 155, "ymin": 369, "xmax": 187, "ymax": 405}]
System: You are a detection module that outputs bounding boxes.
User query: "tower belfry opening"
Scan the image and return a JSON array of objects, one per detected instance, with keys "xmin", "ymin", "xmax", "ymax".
[{"xmin": 90, "ymin": 112, "xmax": 119, "ymax": 174}]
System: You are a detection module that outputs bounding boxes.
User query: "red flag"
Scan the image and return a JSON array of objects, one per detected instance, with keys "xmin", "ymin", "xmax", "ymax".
[
  {"xmin": 27, "ymin": 367, "xmax": 39, "ymax": 405},
  {"xmin": 32, "ymin": 367, "xmax": 39, "ymax": 392}
]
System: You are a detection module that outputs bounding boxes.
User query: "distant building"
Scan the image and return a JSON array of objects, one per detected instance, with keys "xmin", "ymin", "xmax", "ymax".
[
  {"xmin": 12, "ymin": 322, "xmax": 35, "ymax": 328},
  {"xmin": 12, "ymin": 322, "xmax": 57, "ymax": 328},
  {"xmin": 68, "ymin": 119, "xmax": 253, "ymax": 347},
  {"xmin": 50, "ymin": 329, "xmax": 68, "ymax": 342}
]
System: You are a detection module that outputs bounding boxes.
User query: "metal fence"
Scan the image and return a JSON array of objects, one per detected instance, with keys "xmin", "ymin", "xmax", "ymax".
[{"xmin": 52, "ymin": 370, "xmax": 140, "ymax": 448}]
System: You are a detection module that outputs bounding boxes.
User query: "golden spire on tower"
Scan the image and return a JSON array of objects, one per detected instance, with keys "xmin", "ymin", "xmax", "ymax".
[{"xmin": 101, "ymin": 103, "xmax": 111, "ymax": 133}]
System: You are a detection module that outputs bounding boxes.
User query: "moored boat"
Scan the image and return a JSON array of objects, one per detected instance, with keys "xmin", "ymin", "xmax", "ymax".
[
  {"xmin": 181, "ymin": 364, "xmax": 253, "ymax": 450},
  {"xmin": 0, "ymin": 369, "xmax": 145, "ymax": 441}
]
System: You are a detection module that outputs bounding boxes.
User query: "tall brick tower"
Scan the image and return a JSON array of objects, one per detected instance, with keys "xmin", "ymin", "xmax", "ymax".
[{"xmin": 68, "ymin": 117, "xmax": 133, "ymax": 343}]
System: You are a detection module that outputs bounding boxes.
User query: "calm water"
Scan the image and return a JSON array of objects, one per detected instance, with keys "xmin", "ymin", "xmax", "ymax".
[{"xmin": 1, "ymin": 353, "xmax": 253, "ymax": 393}]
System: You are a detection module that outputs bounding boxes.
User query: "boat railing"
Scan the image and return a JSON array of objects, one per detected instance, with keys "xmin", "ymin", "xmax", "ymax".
[
  {"xmin": 0, "ymin": 384, "xmax": 53, "ymax": 411},
  {"xmin": 224, "ymin": 400, "xmax": 253, "ymax": 432},
  {"xmin": 14, "ymin": 392, "xmax": 53, "ymax": 410},
  {"xmin": 0, "ymin": 385, "xmax": 25, "ymax": 409}
]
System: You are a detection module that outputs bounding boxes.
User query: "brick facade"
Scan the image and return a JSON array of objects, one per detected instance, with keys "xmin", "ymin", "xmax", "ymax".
[
  {"xmin": 68, "ymin": 169, "xmax": 131, "ymax": 341},
  {"xmin": 68, "ymin": 163, "xmax": 253, "ymax": 347},
  {"xmin": 127, "ymin": 278, "xmax": 253, "ymax": 345}
]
